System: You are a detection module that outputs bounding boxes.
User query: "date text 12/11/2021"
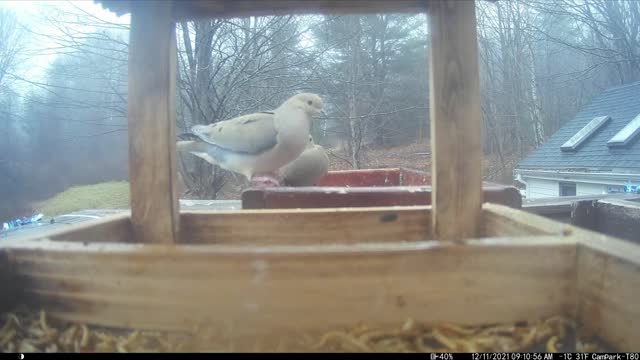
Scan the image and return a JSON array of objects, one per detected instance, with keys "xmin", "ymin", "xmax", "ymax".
[{"xmin": 463, "ymin": 354, "xmax": 640, "ymax": 360}]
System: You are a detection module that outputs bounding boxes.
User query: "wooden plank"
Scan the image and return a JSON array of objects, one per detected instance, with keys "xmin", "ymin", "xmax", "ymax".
[
  {"xmin": 3, "ymin": 236, "xmax": 576, "ymax": 339},
  {"xmin": 96, "ymin": 0, "xmax": 430, "ymax": 21},
  {"xmin": 242, "ymin": 187, "xmax": 431, "ymax": 209},
  {"xmin": 576, "ymin": 239, "xmax": 640, "ymax": 351},
  {"xmin": 1, "ymin": 213, "xmax": 132, "ymax": 244},
  {"xmin": 399, "ymin": 168, "xmax": 432, "ymax": 186},
  {"xmin": 51, "ymin": 214, "xmax": 132, "ymax": 243},
  {"xmin": 481, "ymin": 203, "xmax": 571, "ymax": 238},
  {"xmin": 592, "ymin": 199, "xmax": 640, "ymax": 244},
  {"xmin": 316, "ymin": 168, "xmax": 402, "ymax": 187},
  {"xmin": 0, "ymin": 250, "xmax": 18, "ymax": 312},
  {"xmin": 428, "ymin": 0, "xmax": 483, "ymax": 241},
  {"xmin": 242, "ymin": 185, "xmax": 521, "ymax": 209},
  {"xmin": 48, "ymin": 215, "xmax": 134, "ymax": 242},
  {"xmin": 180, "ymin": 207, "xmax": 432, "ymax": 244},
  {"xmin": 127, "ymin": 1, "xmax": 180, "ymax": 244}
]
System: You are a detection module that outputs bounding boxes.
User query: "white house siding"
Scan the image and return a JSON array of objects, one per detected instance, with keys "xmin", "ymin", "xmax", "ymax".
[
  {"xmin": 526, "ymin": 178, "xmax": 559, "ymax": 199},
  {"xmin": 576, "ymin": 182, "xmax": 606, "ymax": 196},
  {"xmin": 523, "ymin": 177, "xmax": 625, "ymax": 199}
]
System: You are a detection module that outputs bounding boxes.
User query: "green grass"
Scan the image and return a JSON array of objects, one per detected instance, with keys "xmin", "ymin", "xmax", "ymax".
[{"xmin": 39, "ymin": 181, "xmax": 130, "ymax": 217}]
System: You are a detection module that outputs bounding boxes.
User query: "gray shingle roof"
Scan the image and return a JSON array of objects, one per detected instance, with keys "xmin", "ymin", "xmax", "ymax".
[{"xmin": 517, "ymin": 81, "xmax": 640, "ymax": 172}]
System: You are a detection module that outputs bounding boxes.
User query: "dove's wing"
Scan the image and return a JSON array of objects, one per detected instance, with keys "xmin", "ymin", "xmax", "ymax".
[{"xmin": 190, "ymin": 111, "xmax": 278, "ymax": 155}]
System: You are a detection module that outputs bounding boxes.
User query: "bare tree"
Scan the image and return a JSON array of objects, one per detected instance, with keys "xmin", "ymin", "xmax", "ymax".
[{"xmin": 0, "ymin": 9, "xmax": 29, "ymax": 221}]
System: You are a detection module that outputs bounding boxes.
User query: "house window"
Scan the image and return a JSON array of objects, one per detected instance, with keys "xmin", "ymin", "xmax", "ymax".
[
  {"xmin": 561, "ymin": 115, "xmax": 610, "ymax": 151},
  {"xmin": 607, "ymin": 185, "xmax": 626, "ymax": 193},
  {"xmin": 559, "ymin": 182, "xmax": 576, "ymax": 197},
  {"xmin": 608, "ymin": 112, "xmax": 640, "ymax": 147}
]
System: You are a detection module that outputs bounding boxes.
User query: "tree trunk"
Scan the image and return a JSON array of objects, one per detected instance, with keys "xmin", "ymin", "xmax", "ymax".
[{"xmin": 348, "ymin": 16, "xmax": 362, "ymax": 169}]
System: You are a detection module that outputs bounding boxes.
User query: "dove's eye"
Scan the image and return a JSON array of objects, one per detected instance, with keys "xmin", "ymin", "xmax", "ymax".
[{"xmin": 307, "ymin": 100, "xmax": 313, "ymax": 105}]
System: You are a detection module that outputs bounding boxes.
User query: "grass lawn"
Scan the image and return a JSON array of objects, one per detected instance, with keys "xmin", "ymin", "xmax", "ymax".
[{"xmin": 38, "ymin": 181, "xmax": 130, "ymax": 217}]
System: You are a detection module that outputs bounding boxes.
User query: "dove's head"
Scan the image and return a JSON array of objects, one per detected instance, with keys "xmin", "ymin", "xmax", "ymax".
[{"xmin": 286, "ymin": 93, "xmax": 323, "ymax": 117}]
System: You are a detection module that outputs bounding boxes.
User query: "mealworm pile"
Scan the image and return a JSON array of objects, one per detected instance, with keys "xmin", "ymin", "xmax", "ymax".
[
  {"xmin": 300, "ymin": 317, "xmax": 606, "ymax": 353},
  {"xmin": 0, "ymin": 306, "xmax": 607, "ymax": 353}
]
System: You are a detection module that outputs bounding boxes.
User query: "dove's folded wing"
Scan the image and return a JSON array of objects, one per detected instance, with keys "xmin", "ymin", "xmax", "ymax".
[{"xmin": 191, "ymin": 112, "xmax": 278, "ymax": 155}]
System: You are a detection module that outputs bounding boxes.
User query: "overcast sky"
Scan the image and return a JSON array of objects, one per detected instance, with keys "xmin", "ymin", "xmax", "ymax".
[{"xmin": 0, "ymin": 0, "xmax": 130, "ymax": 83}]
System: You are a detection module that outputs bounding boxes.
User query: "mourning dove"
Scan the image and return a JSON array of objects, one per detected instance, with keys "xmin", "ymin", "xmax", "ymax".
[
  {"xmin": 177, "ymin": 93, "xmax": 323, "ymax": 187},
  {"xmin": 279, "ymin": 135, "xmax": 329, "ymax": 186}
]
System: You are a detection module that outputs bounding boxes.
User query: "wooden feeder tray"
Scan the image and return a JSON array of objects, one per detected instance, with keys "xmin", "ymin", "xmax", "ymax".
[
  {"xmin": 242, "ymin": 168, "xmax": 523, "ymax": 209},
  {"xmin": 2, "ymin": 0, "xmax": 638, "ymax": 353},
  {"xmin": 1, "ymin": 204, "xmax": 639, "ymax": 352}
]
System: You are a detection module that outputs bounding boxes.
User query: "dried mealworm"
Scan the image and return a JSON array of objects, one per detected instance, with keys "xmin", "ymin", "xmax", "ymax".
[
  {"xmin": 80, "ymin": 325, "xmax": 89, "ymax": 347},
  {"xmin": 27, "ymin": 326, "xmax": 45, "ymax": 338},
  {"xmin": 358, "ymin": 329, "xmax": 399, "ymax": 343},
  {"xmin": 314, "ymin": 331, "xmax": 371, "ymax": 352},
  {"xmin": 480, "ymin": 325, "xmax": 516, "ymax": 337},
  {"xmin": 0, "ymin": 314, "xmax": 18, "ymax": 334},
  {"xmin": 95, "ymin": 341, "xmax": 116, "ymax": 353},
  {"xmin": 546, "ymin": 336, "xmax": 559, "ymax": 353},
  {"xmin": 120, "ymin": 330, "xmax": 140, "ymax": 348},
  {"xmin": 61, "ymin": 325, "xmax": 79, "ymax": 347},
  {"xmin": 431, "ymin": 328, "xmax": 458, "ymax": 350},
  {"xmin": 516, "ymin": 326, "xmax": 538, "ymax": 351},
  {"xmin": 438, "ymin": 322, "xmax": 478, "ymax": 336},
  {"xmin": 457, "ymin": 338, "xmax": 480, "ymax": 352},
  {"xmin": 401, "ymin": 318, "xmax": 416, "ymax": 333},
  {"xmin": 31, "ymin": 328, "xmax": 59, "ymax": 346},
  {"xmin": 7, "ymin": 314, "xmax": 21, "ymax": 329},
  {"xmin": 414, "ymin": 335, "xmax": 437, "ymax": 353},
  {"xmin": 0, "ymin": 329, "xmax": 16, "ymax": 347},
  {"xmin": 117, "ymin": 342, "xmax": 129, "ymax": 353},
  {"xmin": 5, "ymin": 341, "xmax": 16, "ymax": 353},
  {"xmin": 39, "ymin": 310, "xmax": 50, "ymax": 332},
  {"xmin": 18, "ymin": 339, "xmax": 39, "ymax": 353},
  {"xmin": 349, "ymin": 322, "xmax": 372, "ymax": 337}
]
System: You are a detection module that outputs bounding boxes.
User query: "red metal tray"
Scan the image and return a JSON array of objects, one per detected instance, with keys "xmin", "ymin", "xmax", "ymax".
[{"xmin": 242, "ymin": 168, "xmax": 522, "ymax": 209}]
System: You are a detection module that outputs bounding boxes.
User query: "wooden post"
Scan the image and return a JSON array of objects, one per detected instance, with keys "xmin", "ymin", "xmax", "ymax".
[
  {"xmin": 128, "ymin": 1, "xmax": 180, "ymax": 243},
  {"xmin": 428, "ymin": 0, "xmax": 483, "ymax": 241}
]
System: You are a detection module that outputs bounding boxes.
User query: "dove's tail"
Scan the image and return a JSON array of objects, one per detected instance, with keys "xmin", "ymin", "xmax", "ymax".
[
  {"xmin": 177, "ymin": 140, "xmax": 203, "ymax": 153},
  {"xmin": 177, "ymin": 140, "xmax": 220, "ymax": 165}
]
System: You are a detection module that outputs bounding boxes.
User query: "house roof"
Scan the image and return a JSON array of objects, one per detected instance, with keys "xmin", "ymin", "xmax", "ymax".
[{"xmin": 517, "ymin": 81, "xmax": 640, "ymax": 173}]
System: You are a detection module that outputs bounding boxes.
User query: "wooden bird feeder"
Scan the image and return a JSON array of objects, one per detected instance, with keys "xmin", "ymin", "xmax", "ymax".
[{"xmin": 1, "ymin": 0, "xmax": 639, "ymax": 352}]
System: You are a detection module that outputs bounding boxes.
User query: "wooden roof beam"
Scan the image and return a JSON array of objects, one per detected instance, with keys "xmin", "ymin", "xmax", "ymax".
[{"xmin": 96, "ymin": 0, "xmax": 430, "ymax": 21}]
